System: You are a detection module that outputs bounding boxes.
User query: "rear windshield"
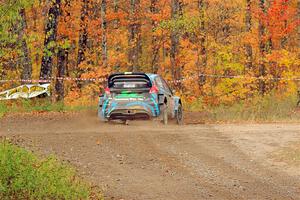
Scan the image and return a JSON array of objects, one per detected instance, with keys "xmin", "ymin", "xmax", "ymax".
[
  {"xmin": 113, "ymin": 81, "xmax": 149, "ymax": 89},
  {"xmin": 109, "ymin": 75, "xmax": 152, "ymax": 90}
]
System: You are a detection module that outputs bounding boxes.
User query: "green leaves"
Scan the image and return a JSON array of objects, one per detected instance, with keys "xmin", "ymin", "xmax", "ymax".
[
  {"xmin": 213, "ymin": 44, "xmax": 244, "ymax": 73},
  {"xmin": 60, "ymin": 39, "xmax": 71, "ymax": 50},
  {"xmin": 0, "ymin": 0, "xmax": 35, "ymax": 72},
  {"xmin": 158, "ymin": 15, "xmax": 201, "ymax": 34},
  {"xmin": 0, "ymin": 0, "xmax": 34, "ymax": 23},
  {"xmin": 42, "ymin": 39, "xmax": 70, "ymax": 57},
  {"xmin": 0, "ymin": 141, "xmax": 91, "ymax": 200}
]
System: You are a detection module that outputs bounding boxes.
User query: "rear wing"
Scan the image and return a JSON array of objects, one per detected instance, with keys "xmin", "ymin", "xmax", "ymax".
[{"xmin": 107, "ymin": 72, "xmax": 153, "ymax": 89}]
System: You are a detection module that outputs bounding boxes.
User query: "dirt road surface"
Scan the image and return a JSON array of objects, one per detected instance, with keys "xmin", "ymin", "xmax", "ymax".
[{"xmin": 1, "ymin": 112, "xmax": 300, "ymax": 200}]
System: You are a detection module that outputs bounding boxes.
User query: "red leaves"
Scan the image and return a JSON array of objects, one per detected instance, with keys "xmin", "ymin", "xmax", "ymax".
[{"xmin": 254, "ymin": 0, "xmax": 299, "ymax": 49}]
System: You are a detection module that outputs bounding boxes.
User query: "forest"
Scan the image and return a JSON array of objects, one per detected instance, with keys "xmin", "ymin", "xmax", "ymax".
[{"xmin": 0, "ymin": 0, "xmax": 299, "ymax": 108}]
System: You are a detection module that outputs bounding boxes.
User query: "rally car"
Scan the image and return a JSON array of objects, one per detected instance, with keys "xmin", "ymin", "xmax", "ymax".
[{"xmin": 98, "ymin": 72, "xmax": 183, "ymax": 125}]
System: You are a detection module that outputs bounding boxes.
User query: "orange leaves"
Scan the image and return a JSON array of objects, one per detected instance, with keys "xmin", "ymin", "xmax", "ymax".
[
  {"xmin": 254, "ymin": 0, "xmax": 299, "ymax": 49},
  {"xmin": 1, "ymin": 0, "xmax": 299, "ymax": 108}
]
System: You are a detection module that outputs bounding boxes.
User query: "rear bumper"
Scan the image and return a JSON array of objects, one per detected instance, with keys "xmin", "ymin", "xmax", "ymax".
[
  {"xmin": 99, "ymin": 95, "xmax": 160, "ymax": 121},
  {"xmin": 103, "ymin": 103, "xmax": 159, "ymax": 120},
  {"xmin": 108, "ymin": 109, "xmax": 151, "ymax": 120}
]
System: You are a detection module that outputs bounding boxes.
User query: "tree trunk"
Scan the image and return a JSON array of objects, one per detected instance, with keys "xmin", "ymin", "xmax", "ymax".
[
  {"xmin": 111, "ymin": 0, "xmax": 120, "ymax": 70},
  {"xmin": 77, "ymin": 0, "xmax": 89, "ymax": 68},
  {"xmin": 40, "ymin": 0, "xmax": 61, "ymax": 81},
  {"xmin": 128, "ymin": 0, "xmax": 141, "ymax": 72},
  {"xmin": 113, "ymin": 0, "xmax": 119, "ymax": 29},
  {"xmin": 170, "ymin": 0, "xmax": 183, "ymax": 82},
  {"xmin": 150, "ymin": 0, "xmax": 159, "ymax": 73},
  {"xmin": 258, "ymin": 0, "xmax": 266, "ymax": 95},
  {"xmin": 101, "ymin": 0, "xmax": 108, "ymax": 67},
  {"xmin": 245, "ymin": 0, "xmax": 253, "ymax": 69},
  {"xmin": 280, "ymin": 20, "xmax": 288, "ymax": 49},
  {"xmin": 19, "ymin": 9, "xmax": 32, "ymax": 83},
  {"xmin": 55, "ymin": 48, "xmax": 67, "ymax": 101},
  {"xmin": 55, "ymin": 0, "xmax": 71, "ymax": 101},
  {"xmin": 198, "ymin": 0, "xmax": 207, "ymax": 87}
]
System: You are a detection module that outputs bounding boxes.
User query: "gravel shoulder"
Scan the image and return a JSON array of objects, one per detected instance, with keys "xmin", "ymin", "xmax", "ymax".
[{"xmin": 1, "ymin": 112, "xmax": 300, "ymax": 200}]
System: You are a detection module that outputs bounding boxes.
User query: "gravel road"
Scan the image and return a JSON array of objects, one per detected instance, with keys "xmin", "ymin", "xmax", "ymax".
[{"xmin": 1, "ymin": 112, "xmax": 300, "ymax": 200}]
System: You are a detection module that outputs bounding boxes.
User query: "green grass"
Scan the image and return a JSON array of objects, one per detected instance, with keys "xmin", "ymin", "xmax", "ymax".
[
  {"xmin": 0, "ymin": 98, "xmax": 97, "ymax": 118},
  {"xmin": 1, "ymin": 94, "xmax": 300, "ymax": 122},
  {"xmin": 0, "ymin": 140, "xmax": 101, "ymax": 200},
  {"xmin": 186, "ymin": 94, "xmax": 300, "ymax": 122},
  {"xmin": 0, "ymin": 102, "xmax": 8, "ymax": 118}
]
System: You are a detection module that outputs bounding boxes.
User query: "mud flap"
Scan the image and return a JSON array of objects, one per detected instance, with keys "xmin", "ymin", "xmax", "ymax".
[
  {"xmin": 98, "ymin": 105, "xmax": 108, "ymax": 122},
  {"xmin": 160, "ymin": 104, "xmax": 168, "ymax": 125},
  {"xmin": 98, "ymin": 111, "xmax": 107, "ymax": 122}
]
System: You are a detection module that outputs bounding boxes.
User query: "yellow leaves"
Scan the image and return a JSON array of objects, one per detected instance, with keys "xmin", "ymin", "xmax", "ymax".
[
  {"xmin": 266, "ymin": 50, "xmax": 300, "ymax": 69},
  {"xmin": 206, "ymin": 77, "xmax": 254, "ymax": 106},
  {"xmin": 1, "ymin": 0, "xmax": 299, "ymax": 110}
]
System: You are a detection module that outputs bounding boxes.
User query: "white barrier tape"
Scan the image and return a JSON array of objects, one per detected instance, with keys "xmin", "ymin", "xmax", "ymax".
[
  {"xmin": 168, "ymin": 74, "xmax": 300, "ymax": 84},
  {"xmin": 1, "ymin": 74, "xmax": 300, "ymax": 84},
  {"xmin": 0, "ymin": 77, "xmax": 107, "ymax": 83}
]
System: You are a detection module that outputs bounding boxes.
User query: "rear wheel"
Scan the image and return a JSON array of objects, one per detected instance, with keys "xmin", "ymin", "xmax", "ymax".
[{"xmin": 175, "ymin": 104, "xmax": 183, "ymax": 125}]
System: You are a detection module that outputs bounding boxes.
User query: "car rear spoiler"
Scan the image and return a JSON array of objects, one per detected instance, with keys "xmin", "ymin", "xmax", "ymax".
[{"xmin": 107, "ymin": 72, "xmax": 153, "ymax": 88}]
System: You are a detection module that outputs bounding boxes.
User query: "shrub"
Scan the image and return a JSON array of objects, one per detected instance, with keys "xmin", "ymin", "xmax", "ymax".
[
  {"xmin": 219, "ymin": 94, "xmax": 299, "ymax": 121},
  {"xmin": 0, "ymin": 141, "xmax": 91, "ymax": 200},
  {"xmin": 0, "ymin": 98, "xmax": 97, "ymax": 118},
  {"xmin": 0, "ymin": 102, "xmax": 8, "ymax": 118},
  {"xmin": 186, "ymin": 93, "xmax": 300, "ymax": 122}
]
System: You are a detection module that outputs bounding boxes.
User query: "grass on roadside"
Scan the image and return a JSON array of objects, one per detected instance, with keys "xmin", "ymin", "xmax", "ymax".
[
  {"xmin": 1, "ymin": 93, "xmax": 300, "ymax": 122},
  {"xmin": 0, "ymin": 98, "xmax": 97, "ymax": 118},
  {"xmin": 186, "ymin": 93, "xmax": 300, "ymax": 122},
  {"xmin": 0, "ymin": 139, "xmax": 102, "ymax": 200}
]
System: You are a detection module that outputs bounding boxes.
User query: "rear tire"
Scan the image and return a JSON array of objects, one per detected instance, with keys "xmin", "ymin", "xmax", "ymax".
[{"xmin": 175, "ymin": 104, "xmax": 183, "ymax": 125}]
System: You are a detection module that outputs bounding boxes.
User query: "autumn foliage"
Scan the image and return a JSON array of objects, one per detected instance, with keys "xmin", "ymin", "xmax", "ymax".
[{"xmin": 0, "ymin": 0, "xmax": 299, "ymax": 107}]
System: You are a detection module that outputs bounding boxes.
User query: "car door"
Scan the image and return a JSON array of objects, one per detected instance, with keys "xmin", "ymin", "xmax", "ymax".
[
  {"xmin": 154, "ymin": 77, "xmax": 168, "ymax": 108},
  {"xmin": 160, "ymin": 77, "xmax": 175, "ymax": 117}
]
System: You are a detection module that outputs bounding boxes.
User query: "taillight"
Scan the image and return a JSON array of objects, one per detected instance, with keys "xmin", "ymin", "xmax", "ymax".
[
  {"xmin": 149, "ymin": 85, "xmax": 159, "ymax": 94},
  {"xmin": 105, "ymin": 87, "xmax": 111, "ymax": 95}
]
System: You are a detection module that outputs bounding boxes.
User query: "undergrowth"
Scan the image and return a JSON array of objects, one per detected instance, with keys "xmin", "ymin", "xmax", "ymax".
[
  {"xmin": 1, "ymin": 94, "xmax": 300, "ymax": 122},
  {"xmin": 0, "ymin": 140, "xmax": 102, "ymax": 200},
  {"xmin": 0, "ymin": 98, "xmax": 97, "ymax": 118},
  {"xmin": 186, "ymin": 93, "xmax": 300, "ymax": 122}
]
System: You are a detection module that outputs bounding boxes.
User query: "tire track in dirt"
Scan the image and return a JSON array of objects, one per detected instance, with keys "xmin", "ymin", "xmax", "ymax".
[
  {"xmin": 159, "ymin": 127, "xmax": 300, "ymax": 200},
  {"xmin": 1, "ymin": 112, "xmax": 300, "ymax": 200}
]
